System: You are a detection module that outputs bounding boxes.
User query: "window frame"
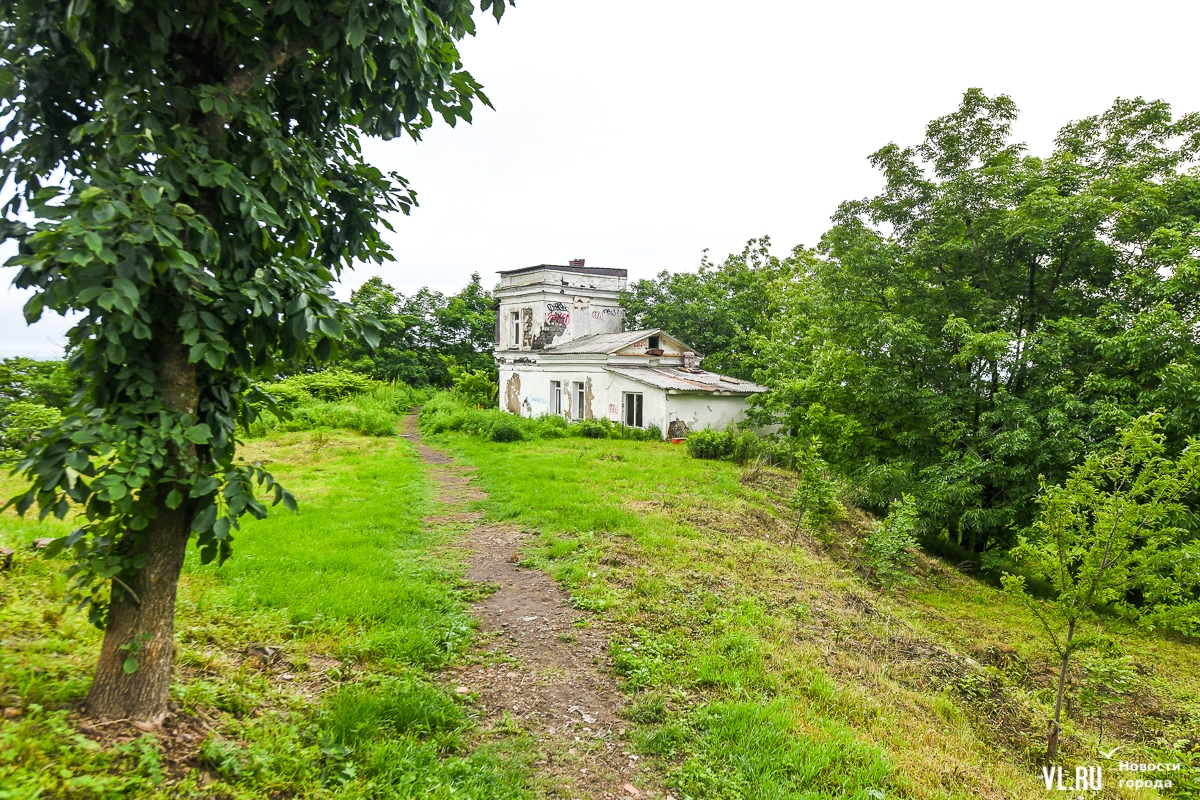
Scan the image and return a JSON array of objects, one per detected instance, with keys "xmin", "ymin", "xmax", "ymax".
[
  {"xmin": 574, "ymin": 381, "xmax": 585, "ymax": 421},
  {"xmin": 550, "ymin": 381, "xmax": 562, "ymax": 415},
  {"xmin": 623, "ymin": 391, "xmax": 644, "ymax": 428},
  {"xmin": 510, "ymin": 311, "xmax": 520, "ymax": 347}
]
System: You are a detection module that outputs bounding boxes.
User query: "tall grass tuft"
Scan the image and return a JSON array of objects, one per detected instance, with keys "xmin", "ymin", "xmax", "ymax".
[{"xmin": 321, "ymin": 680, "xmax": 463, "ymax": 745}]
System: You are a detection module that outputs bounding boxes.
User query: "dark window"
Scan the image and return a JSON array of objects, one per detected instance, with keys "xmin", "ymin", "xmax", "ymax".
[
  {"xmin": 623, "ymin": 392, "xmax": 643, "ymax": 428},
  {"xmin": 574, "ymin": 382, "xmax": 585, "ymax": 420},
  {"xmin": 647, "ymin": 335, "xmax": 660, "ymax": 350}
]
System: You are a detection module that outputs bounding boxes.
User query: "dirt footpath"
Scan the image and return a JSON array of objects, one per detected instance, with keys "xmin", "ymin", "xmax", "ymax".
[{"xmin": 402, "ymin": 415, "xmax": 669, "ymax": 800}]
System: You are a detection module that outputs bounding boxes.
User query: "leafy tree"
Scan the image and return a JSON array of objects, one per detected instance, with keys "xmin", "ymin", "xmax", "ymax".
[
  {"xmin": 449, "ymin": 363, "xmax": 498, "ymax": 407},
  {"xmin": 342, "ymin": 273, "xmax": 496, "ymax": 385},
  {"xmin": 0, "ymin": 357, "xmax": 77, "ymax": 412},
  {"xmin": 1, "ymin": 0, "xmax": 509, "ymax": 723},
  {"xmin": 761, "ymin": 90, "xmax": 1200, "ymax": 554},
  {"xmin": 1002, "ymin": 414, "xmax": 1200, "ymax": 761},
  {"xmin": 623, "ymin": 237, "xmax": 796, "ymax": 380}
]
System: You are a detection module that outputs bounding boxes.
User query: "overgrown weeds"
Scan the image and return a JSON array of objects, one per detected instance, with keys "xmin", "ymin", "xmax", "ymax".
[{"xmin": 418, "ymin": 391, "xmax": 665, "ymax": 443}]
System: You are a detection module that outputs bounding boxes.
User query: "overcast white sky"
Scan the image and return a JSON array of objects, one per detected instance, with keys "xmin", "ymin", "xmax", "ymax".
[{"xmin": 4, "ymin": 0, "xmax": 1199, "ymax": 358}]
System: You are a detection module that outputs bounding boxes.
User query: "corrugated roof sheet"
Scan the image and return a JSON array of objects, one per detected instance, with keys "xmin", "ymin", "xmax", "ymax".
[
  {"xmin": 539, "ymin": 329, "xmax": 664, "ymax": 355},
  {"xmin": 604, "ymin": 366, "xmax": 768, "ymax": 394}
]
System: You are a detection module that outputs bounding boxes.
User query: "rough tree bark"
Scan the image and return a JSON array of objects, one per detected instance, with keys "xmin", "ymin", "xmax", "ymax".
[{"xmin": 85, "ymin": 344, "xmax": 199, "ymax": 724}]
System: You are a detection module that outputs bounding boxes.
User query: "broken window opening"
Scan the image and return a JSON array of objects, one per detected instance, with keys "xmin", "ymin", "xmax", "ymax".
[
  {"xmin": 623, "ymin": 392, "xmax": 643, "ymax": 428},
  {"xmin": 647, "ymin": 335, "xmax": 660, "ymax": 350}
]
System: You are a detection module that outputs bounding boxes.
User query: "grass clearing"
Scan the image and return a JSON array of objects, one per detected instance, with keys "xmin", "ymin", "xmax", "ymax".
[
  {"xmin": 0, "ymin": 427, "xmax": 531, "ymax": 799},
  {"xmin": 425, "ymin": 422, "xmax": 1200, "ymax": 800}
]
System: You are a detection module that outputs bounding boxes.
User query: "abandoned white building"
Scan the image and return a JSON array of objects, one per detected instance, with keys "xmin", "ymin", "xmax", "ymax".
[{"xmin": 493, "ymin": 263, "xmax": 768, "ymax": 437}]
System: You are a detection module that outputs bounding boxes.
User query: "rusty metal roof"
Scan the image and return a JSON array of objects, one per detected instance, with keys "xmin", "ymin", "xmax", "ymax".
[{"xmin": 604, "ymin": 366, "xmax": 768, "ymax": 394}]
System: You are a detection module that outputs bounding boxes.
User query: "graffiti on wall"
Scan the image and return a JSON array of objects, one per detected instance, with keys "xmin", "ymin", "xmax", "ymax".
[
  {"xmin": 546, "ymin": 311, "xmax": 570, "ymax": 327},
  {"xmin": 546, "ymin": 301, "xmax": 569, "ymax": 312}
]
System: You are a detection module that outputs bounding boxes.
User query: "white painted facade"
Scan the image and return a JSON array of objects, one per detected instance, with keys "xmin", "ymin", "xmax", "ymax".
[{"xmin": 493, "ymin": 265, "xmax": 767, "ymax": 437}]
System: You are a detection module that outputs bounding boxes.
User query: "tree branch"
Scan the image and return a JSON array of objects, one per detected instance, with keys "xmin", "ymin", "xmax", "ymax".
[{"xmin": 225, "ymin": 39, "xmax": 309, "ymax": 99}]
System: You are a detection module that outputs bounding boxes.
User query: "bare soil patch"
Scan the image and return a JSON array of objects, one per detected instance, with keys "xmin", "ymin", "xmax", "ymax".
[{"xmin": 404, "ymin": 414, "xmax": 669, "ymax": 800}]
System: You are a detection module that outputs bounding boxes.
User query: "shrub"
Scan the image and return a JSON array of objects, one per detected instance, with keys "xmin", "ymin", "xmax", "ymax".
[
  {"xmin": 790, "ymin": 444, "xmax": 845, "ymax": 534},
  {"xmin": 686, "ymin": 429, "xmax": 735, "ymax": 459},
  {"xmin": 450, "ymin": 366, "xmax": 498, "ymax": 408},
  {"xmin": 645, "ymin": 423, "xmax": 663, "ymax": 441},
  {"xmin": 487, "ymin": 418, "xmax": 524, "ymax": 443},
  {"xmin": 578, "ymin": 419, "xmax": 608, "ymax": 439},
  {"xmin": 860, "ymin": 493, "xmax": 919, "ymax": 589}
]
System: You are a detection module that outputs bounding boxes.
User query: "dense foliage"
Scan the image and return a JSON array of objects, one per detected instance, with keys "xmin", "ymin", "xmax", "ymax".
[
  {"xmin": 638, "ymin": 90, "xmax": 1200, "ymax": 617},
  {"xmin": 340, "ymin": 274, "xmax": 496, "ymax": 387},
  {"xmin": 0, "ymin": 358, "xmax": 76, "ymax": 457},
  {"xmin": 753, "ymin": 90, "xmax": 1200, "ymax": 556},
  {"xmin": 249, "ymin": 369, "xmax": 428, "ymax": 437},
  {"xmin": 0, "ymin": 0, "xmax": 510, "ymax": 720},
  {"xmin": 622, "ymin": 238, "xmax": 794, "ymax": 381},
  {"xmin": 1002, "ymin": 413, "xmax": 1200, "ymax": 758}
]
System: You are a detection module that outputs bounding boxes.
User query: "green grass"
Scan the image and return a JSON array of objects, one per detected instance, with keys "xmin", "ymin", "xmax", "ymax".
[
  {"xmin": 4, "ymin": 389, "xmax": 1198, "ymax": 800},
  {"xmin": 0, "ymin": 428, "xmax": 531, "ymax": 800},
  {"xmin": 422, "ymin": 411, "xmax": 1200, "ymax": 800},
  {"xmin": 188, "ymin": 432, "xmax": 472, "ymax": 667}
]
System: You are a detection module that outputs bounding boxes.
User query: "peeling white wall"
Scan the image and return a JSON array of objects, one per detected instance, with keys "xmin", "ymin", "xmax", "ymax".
[{"xmin": 499, "ymin": 365, "xmax": 760, "ymax": 437}]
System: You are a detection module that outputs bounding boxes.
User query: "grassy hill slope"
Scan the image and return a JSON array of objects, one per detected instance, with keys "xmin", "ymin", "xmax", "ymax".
[{"xmin": 0, "ymin": 397, "xmax": 1196, "ymax": 799}]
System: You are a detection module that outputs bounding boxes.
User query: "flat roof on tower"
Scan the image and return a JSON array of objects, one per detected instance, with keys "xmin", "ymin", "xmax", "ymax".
[{"xmin": 497, "ymin": 264, "xmax": 628, "ymax": 278}]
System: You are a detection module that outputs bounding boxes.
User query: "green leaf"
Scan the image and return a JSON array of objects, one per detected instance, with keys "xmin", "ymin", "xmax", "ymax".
[
  {"xmin": 139, "ymin": 185, "xmax": 162, "ymax": 207},
  {"xmin": 123, "ymin": 657, "xmax": 138, "ymax": 674},
  {"xmin": 183, "ymin": 424, "xmax": 213, "ymax": 444},
  {"xmin": 22, "ymin": 292, "xmax": 44, "ymax": 323},
  {"xmin": 191, "ymin": 503, "xmax": 217, "ymax": 533},
  {"xmin": 41, "ymin": 536, "xmax": 67, "ymax": 558}
]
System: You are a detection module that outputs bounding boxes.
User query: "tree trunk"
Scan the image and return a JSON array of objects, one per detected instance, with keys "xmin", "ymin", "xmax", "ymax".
[
  {"xmin": 85, "ymin": 344, "xmax": 199, "ymax": 724},
  {"xmin": 1046, "ymin": 618, "xmax": 1076, "ymax": 762}
]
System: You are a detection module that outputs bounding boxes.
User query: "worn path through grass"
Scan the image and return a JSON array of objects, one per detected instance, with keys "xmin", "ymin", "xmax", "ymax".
[{"xmin": 402, "ymin": 414, "xmax": 666, "ymax": 799}]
